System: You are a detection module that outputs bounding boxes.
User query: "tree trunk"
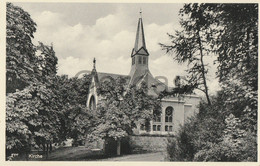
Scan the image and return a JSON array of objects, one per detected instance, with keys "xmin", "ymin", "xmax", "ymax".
[
  {"xmin": 50, "ymin": 142, "xmax": 52, "ymax": 152},
  {"xmin": 46, "ymin": 143, "xmax": 49, "ymax": 159},
  {"xmin": 197, "ymin": 29, "xmax": 211, "ymax": 105},
  {"xmin": 42, "ymin": 143, "xmax": 45, "ymax": 153},
  {"xmin": 46, "ymin": 143, "xmax": 49, "ymax": 153},
  {"xmin": 25, "ymin": 151, "xmax": 29, "ymax": 161},
  {"xmin": 116, "ymin": 140, "xmax": 121, "ymax": 156}
]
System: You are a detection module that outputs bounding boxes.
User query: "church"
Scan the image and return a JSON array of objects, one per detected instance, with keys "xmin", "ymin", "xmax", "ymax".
[{"xmin": 85, "ymin": 13, "xmax": 200, "ymax": 139}]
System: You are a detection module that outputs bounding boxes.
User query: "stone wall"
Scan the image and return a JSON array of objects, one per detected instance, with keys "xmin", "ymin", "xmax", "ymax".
[{"xmin": 129, "ymin": 135, "xmax": 173, "ymax": 152}]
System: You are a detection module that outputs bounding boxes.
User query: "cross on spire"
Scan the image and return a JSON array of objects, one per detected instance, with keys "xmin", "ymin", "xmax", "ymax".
[
  {"xmin": 93, "ymin": 58, "xmax": 96, "ymax": 69},
  {"xmin": 139, "ymin": 8, "xmax": 142, "ymax": 18}
]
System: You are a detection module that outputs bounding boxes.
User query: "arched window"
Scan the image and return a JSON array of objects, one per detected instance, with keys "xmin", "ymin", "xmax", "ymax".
[
  {"xmin": 165, "ymin": 106, "xmax": 173, "ymax": 122},
  {"xmin": 89, "ymin": 95, "xmax": 96, "ymax": 110}
]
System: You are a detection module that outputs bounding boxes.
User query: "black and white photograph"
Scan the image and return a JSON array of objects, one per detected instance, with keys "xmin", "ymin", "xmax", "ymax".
[{"xmin": 4, "ymin": 1, "xmax": 258, "ymax": 163}]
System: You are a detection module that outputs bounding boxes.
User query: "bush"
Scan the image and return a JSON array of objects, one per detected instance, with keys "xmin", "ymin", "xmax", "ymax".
[
  {"xmin": 166, "ymin": 98, "xmax": 257, "ymax": 161},
  {"xmin": 166, "ymin": 122, "xmax": 196, "ymax": 161}
]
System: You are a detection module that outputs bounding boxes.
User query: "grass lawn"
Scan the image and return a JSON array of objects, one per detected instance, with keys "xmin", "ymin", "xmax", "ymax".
[
  {"xmin": 12, "ymin": 146, "xmax": 106, "ymax": 161},
  {"xmin": 43, "ymin": 146, "xmax": 106, "ymax": 161},
  {"xmin": 11, "ymin": 146, "xmax": 165, "ymax": 161}
]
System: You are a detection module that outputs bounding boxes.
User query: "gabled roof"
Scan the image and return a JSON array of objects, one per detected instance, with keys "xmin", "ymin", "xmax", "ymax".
[
  {"xmin": 127, "ymin": 69, "xmax": 168, "ymax": 97},
  {"xmin": 135, "ymin": 72, "xmax": 168, "ymax": 97},
  {"xmin": 91, "ymin": 71, "xmax": 129, "ymax": 85},
  {"xmin": 97, "ymin": 72, "xmax": 129, "ymax": 82}
]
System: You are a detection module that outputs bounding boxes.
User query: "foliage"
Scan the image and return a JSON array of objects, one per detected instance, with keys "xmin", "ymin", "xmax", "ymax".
[
  {"xmin": 6, "ymin": 3, "xmax": 93, "ymax": 158},
  {"xmin": 212, "ymin": 4, "xmax": 258, "ymax": 90},
  {"xmin": 88, "ymin": 77, "xmax": 161, "ymax": 154},
  {"xmin": 6, "ymin": 83, "xmax": 59, "ymax": 154},
  {"xmin": 6, "ymin": 74, "xmax": 92, "ymax": 156},
  {"xmin": 167, "ymin": 92, "xmax": 257, "ymax": 161},
  {"xmin": 6, "ymin": 2, "xmax": 38, "ymax": 93},
  {"xmin": 53, "ymin": 75, "xmax": 92, "ymax": 145},
  {"xmin": 165, "ymin": 3, "xmax": 257, "ymax": 162},
  {"xmin": 212, "ymin": 4, "xmax": 258, "ymax": 133},
  {"xmin": 193, "ymin": 114, "xmax": 257, "ymax": 161},
  {"xmin": 166, "ymin": 92, "xmax": 225, "ymax": 161},
  {"xmin": 36, "ymin": 42, "xmax": 58, "ymax": 79},
  {"xmin": 160, "ymin": 3, "xmax": 217, "ymax": 105}
]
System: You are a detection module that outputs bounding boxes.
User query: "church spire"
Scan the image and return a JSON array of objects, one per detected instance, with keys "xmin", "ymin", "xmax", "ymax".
[
  {"xmin": 93, "ymin": 57, "xmax": 96, "ymax": 69},
  {"xmin": 129, "ymin": 11, "xmax": 150, "ymax": 84},
  {"xmin": 132, "ymin": 10, "xmax": 148, "ymax": 57}
]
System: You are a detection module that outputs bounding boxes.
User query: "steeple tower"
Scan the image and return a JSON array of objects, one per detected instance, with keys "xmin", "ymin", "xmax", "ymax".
[
  {"xmin": 131, "ymin": 10, "xmax": 149, "ymax": 57},
  {"xmin": 129, "ymin": 11, "xmax": 151, "ymax": 85}
]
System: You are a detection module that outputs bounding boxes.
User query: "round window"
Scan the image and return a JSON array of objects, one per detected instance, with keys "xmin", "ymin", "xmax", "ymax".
[{"xmin": 166, "ymin": 107, "xmax": 173, "ymax": 115}]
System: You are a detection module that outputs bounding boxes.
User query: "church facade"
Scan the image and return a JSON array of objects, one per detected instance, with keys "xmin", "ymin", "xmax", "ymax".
[{"xmin": 86, "ymin": 14, "xmax": 200, "ymax": 137}]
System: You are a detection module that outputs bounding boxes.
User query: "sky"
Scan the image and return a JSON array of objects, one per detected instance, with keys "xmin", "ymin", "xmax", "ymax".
[{"xmin": 13, "ymin": 2, "xmax": 220, "ymax": 95}]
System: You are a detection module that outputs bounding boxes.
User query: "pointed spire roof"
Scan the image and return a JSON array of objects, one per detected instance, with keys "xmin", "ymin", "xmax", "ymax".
[
  {"xmin": 91, "ymin": 57, "xmax": 99, "ymax": 86},
  {"xmin": 131, "ymin": 11, "xmax": 149, "ymax": 57},
  {"xmin": 93, "ymin": 57, "xmax": 96, "ymax": 69}
]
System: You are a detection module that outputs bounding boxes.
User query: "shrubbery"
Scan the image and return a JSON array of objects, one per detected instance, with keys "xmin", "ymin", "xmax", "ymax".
[
  {"xmin": 164, "ymin": 3, "xmax": 257, "ymax": 162},
  {"xmin": 166, "ymin": 93, "xmax": 257, "ymax": 161}
]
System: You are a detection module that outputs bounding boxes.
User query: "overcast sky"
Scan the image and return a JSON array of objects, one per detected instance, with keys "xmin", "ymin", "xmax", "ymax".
[{"xmin": 13, "ymin": 2, "xmax": 220, "ymax": 94}]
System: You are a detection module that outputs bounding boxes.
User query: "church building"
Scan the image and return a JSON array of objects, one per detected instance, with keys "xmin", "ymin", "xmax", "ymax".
[{"xmin": 86, "ymin": 13, "xmax": 200, "ymax": 137}]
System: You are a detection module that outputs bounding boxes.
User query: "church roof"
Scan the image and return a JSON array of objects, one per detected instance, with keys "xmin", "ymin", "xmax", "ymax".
[
  {"xmin": 131, "ymin": 17, "xmax": 149, "ymax": 57},
  {"xmin": 90, "ymin": 70, "xmax": 166, "ymax": 97},
  {"xmin": 90, "ymin": 70, "xmax": 129, "ymax": 85},
  {"xmin": 97, "ymin": 72, "xmax": 129, "ymax": 81}
]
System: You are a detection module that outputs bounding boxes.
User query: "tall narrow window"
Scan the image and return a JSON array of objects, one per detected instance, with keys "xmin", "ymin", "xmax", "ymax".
[
  {"xmin": 138, "ymin": 56, "xmax": 142, "ymax": 64},
  {"xmin": 143, "ymin": 57, "xmax": 146, "ymax": 64},
  {"xmin": 153, "ymin": 125, "xmax": 156, "ymax": 131},
  {"xmin": 165, "ymin": 125, "xmax": 173, "ymax": 132},
  {"xmin": 152, "ymin": 125, "xmax": 161, "ymax": 131},
  {"xmin": 165, "ymin": 106, "xmax": 173, "ymax": 122},
  {"xmin": 169, "ymin": 126, "xmax": 173, "ymax": 131},
  {"xmin": 132, "ymin": 57, "xmax": 135, "ymax": 65},
  {"xmin": 89, "ymin": 95, "xmax": 96, "ymax": 110},
  {"xmin": 157, "ymin": 125, "xmax": 161, "ymax": 131}
]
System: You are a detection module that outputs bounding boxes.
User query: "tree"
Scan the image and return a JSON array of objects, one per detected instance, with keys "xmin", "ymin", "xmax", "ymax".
[
  {"xmin": 211, "ymin": 4, "xmax": 258, "ymax": 132},
  {"xmin": 193, "ymin": 113, "xmax": 257, "ymax": 161},
  {"xmin": 6, "ymin": 83, "xmax": 60, "ymax": 159},
  {"xmin": 6, "ymin": 2, "xmax": 38, "ymax": 93},
  {"xmin": 212, "ymin": 4, "xmax": 258, "ymax": 89},
  {"xmin": 36, "ymin": 42, "xmax": 58, "ymax": 79},
  {"xmin": 164, "ymin": 3, "xmax": 257, "ymax": 161},
  {"xmin": 160, "ymin": 3, "xmax": 217, "ymax": 105},
  {"xmin": 166, "ymin": 91, "xmax": 227, "ymax": 161},
  {"xmin": 89, "ymin": 77, "xmax": 161, "ymax": 155},
  {"xmin": 6, "ymin": 3, "xmax": 58, "ymax": 93},
  {"xmin": 6, "ymin": 3, "xmax": 57, "ymax": 158},
  {"xmin": 6, "ymin": 75, "xmax": 92, "ymax": 159},
  {"xmin": 53, "ymin": 75, "xmax": 92, "ymax": 146},
  {"xmin": 6, "ymin": 3, "xmax": 93, "ymax": 160}
]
